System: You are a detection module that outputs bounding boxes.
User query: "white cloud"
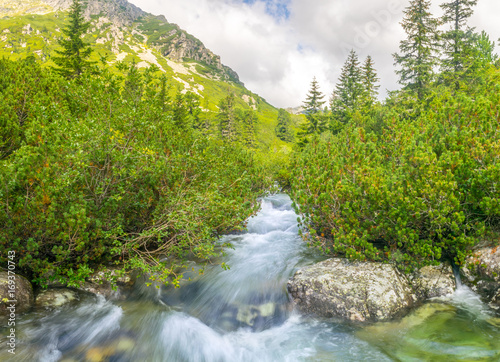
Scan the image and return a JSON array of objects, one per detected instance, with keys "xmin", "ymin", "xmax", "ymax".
[{"xmin": 131, "ymin": 0, "xmax": 500, "ymax": 108}]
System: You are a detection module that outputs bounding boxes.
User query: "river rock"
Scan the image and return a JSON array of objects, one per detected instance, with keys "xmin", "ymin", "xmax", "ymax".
[
  {"xmin": 79, "ymin": 267, "xmax": 136, "ymax": 300},
  {"xmin": 85, "ymin": 336, "xmax": 136, "ymax": 362},
  {"xmin": 35, "ymin": 288, "xmax": 79, "ymax": 309},
  {"xmin": 0, "ymin": 271, "xmax": 34, "ymax": 315},
  {"xmin": 461, "ymin": 246, "xmax": 500, "ymax": 309},
  {"xmin": 287, "ymin": 258, "xmax": 417, "ymax": 323},
  {"xmin": 411, "ymin": 264, "xmax": 456, "ymax": 300}
]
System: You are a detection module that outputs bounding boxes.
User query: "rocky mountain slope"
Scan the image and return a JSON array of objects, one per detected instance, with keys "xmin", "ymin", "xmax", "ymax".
[
  {"xmin": 0, "ymin": 0, "xmax": 240, "ymax": 83},
  {"xmin": 0, "ymin": 0, "xmax": 288, "ymax": 149}
]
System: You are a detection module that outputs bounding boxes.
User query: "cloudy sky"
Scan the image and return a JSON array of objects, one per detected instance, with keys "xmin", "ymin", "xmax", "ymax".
[{"xmin": 130, "ymin": 0, "xmax": 500, "ymax": 108}]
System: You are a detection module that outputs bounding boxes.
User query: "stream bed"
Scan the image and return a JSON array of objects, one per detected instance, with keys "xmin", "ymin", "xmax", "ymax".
[{"xmin": 2, "ymin": 194, "xmax": 500, "ymax": 361}]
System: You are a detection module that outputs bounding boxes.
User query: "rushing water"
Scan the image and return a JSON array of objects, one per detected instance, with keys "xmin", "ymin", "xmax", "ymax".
[{"xmin": 2, "ymin": 194, "xmax": 500, "ymax": 361}]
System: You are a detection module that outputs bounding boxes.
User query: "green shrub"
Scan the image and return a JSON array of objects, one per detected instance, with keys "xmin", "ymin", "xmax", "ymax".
[
  {"xmin": 290, "ymin": 70, "xmax": 500, "ymax": 271},
  {"xmin": 0, "ymin": 58, "xmax": 268, "ymax": 286}
]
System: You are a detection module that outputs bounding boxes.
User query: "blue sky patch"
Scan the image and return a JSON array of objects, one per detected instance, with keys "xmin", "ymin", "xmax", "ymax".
[{"xmin": 242, "ymin": 0, "xmax": 290, "ymax": 20}]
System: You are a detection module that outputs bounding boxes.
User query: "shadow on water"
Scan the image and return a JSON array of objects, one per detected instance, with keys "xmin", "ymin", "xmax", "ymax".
[{"xmin": 1, "ymin": 194, "xmax": 499, "ymax": 361}]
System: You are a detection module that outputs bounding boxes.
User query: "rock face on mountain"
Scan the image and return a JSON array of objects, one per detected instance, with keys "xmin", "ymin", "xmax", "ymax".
[
  {"xmin": 153, "ymin": 28, "xmax": 240, "ymax": 83},
  {"xmin": 51, "ymin": 0, "xmax": 240, "ymax": 83},
  {"xmin": 45, "ymin": 0, "xmax": 145, "ymax": 26},
  {"xmin": 0, "ymin": 0, "xmax": 241, "ymax": 83}
]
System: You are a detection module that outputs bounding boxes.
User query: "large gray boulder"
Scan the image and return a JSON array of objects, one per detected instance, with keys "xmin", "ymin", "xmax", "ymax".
[
  {"xmin": 0, "ymin": 271, "xmax": 34, "ymax": 316},
  {"xmin": 462, "ymin": 246, "xmax": 500, "ymax": 309},
  {"xmin": 287, "ymin": 259, "xmax": 418, "ymax": 323}
]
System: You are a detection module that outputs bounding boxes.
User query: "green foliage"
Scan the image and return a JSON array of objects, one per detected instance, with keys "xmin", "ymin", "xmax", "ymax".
[
  {"xmin": 298, "ymin": 77, "xmax": 328, "ymax": 145},
  {"xmin": 275, "ymin": 109, "xmax": 293, "ymax": 142},
  {"xmin": 394, "ymin": 0, "xmax": 440, "ymax": 99},
  {"xmin": 236, "ymin": 108, "xmax": 257, "ymax": 147},
  {"xmin": 0, "ymin": 58, "xmax": 269, "ymax": 286},
  {"xmin": 440, "ymin": 0, "xmax": 478, "ymax": 89},
  {"xmin": 52, "ymin": 0, "xmax": 94, "ymax": 78},
  {"xmin": 361, "ymin": 55, "xmax": 380, "ymax": 108},
  {"xmin": 331, "ymin": 50, "xmax": 364, "ymax": 124},
  {"xmin": 0, "ymin": 56, "xmax": 65, "ymax": 160},
  {"xmin": 290, "ymin": 68, "xmax": 500, "ymax": 271},
  {"xmin": 0, "ymin": 11, "xmax": 283, "ymax": 154},
  {"xmin": 303, "ymin": 77, "xmax": 326, "ymax": 114},
  {"xmin": 218, "ymin": 92, "xmax": 237, "ymax": 140}
]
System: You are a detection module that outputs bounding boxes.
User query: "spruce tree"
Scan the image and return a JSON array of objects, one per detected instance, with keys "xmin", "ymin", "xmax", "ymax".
[
  {"xmin": 303, "ymin": 77, "xmax": 326, "ymax": 114},
  {"xmin": 332, "ymin": 50, "xmax": 363, "ymax": 123},
  {"xmin": 361, "ymin": 55, "xmax": 380, "ymax": 108},
  {"xmin": 299, "ymin": 77, "xmax": 327, "ymax": 141},
  {"xmin": 123, "ymin": 61, "xmax": 143, "ymax": 105},
  {"xmin": 184, "ymin": 92, "xmax": 202, "ymax": 129},
  {"xmin": 440, "ymin": 0, "xmax": 478, "ymax": 89},
  {"xmin": 237, "ymin": 109, "xmax": 257, "ymax": 146},
  {"xmin": 466, "ymin": 31, "xmax": 498, "ymax": 86},
  {"xmin": 393, "ymin": 0, "xmax": 440, "ymax": 99},
  {"xmin": 275, "ymin": 108, "xmax": 293, "ymax": 142},
  {"xmin": 172, "ymin": 93, "xmax": 188, "ymax": 128},
  {"xmin": 218, "ymin": 93, "xmax": 236, "ymax": 140},
  {"xmin": 53, "ymin": 0, "xmax": 93, "ymax": 79}
]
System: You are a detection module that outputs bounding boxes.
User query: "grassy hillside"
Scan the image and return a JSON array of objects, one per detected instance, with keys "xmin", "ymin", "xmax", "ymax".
[{"xmin": 0, "ymin": 4, "xmax": 292, "ymax": 153}]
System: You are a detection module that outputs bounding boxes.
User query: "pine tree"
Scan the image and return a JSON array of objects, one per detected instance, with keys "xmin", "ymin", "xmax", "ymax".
[
  {"xmin": 299, "ymin": 77, "xmax": 327, "ymax": 139},
  {"xmin": 332, "ymin": 50, "xmax": 364, "ymax": 123},
  {"xmin": 303, "ymin": 77, "xmax": 326, "ymax": 115},
  {"xmin": 172, "ymin": 92, "xmax": 188, "ymax": 128},
  {"xmin": 393, "ymin": 0, "xmax": 440, "ymax": 99},
  {"xmin": 218, "ymin": 93, "xmax": 236, "ymax": 140},
  {"xmin": 465, "ymin": 31, "xmax": 498, "ymax": 86},
  {"xmin": 237, "ymin": 109, "xmax": 257, "ymax": 146},
  {"xmin": 361, "ymin": 55, "xmax": 380, "ymax": 107},
  {"xmin": 123, "ymin": 61, "xmax": 143, "ymax": 105},
  {"xmin": 158, "ymin": 74, "xmax": 170, "ymax": 113},
  {"xmin": 440, "ymin": 0, "xmax": 478, "ymax": 89},
  {"xmin": 275, "ymin": 108, "xmax": 293, "ymax": 142},
  {"xmin": 52, "ymin": 0, "xmax": 93, "ymax": 79},
  {"xmin": 184, "ymin": 92, "xmax": 202, "ymax": 129},
  {"xmin": 332, "ymin": 50, "xmax": 363, "ymax": 115}
]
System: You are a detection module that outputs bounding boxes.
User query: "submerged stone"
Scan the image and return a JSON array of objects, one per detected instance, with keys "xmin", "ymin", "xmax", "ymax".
[{"xmin": 357, "ymin": 302, "xmax": 500, "ymax": 361}]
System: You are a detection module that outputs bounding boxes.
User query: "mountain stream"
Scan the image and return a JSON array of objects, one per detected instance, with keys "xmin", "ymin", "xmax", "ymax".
[{"xmin": 2, "ymin": 194, "xmax": 500, "ymax": 361}]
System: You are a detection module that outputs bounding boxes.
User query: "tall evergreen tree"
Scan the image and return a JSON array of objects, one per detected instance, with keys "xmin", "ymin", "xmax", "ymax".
[
  {"xmin": 465, "ymin": 31, "xmax": 498, "ymax": 87},
  {"xmin": 303, "ymin": 77, "xmax": 326, "ymax": 115},
  {"xmin": 393, "ymin": 0, "xmax": 440, "ymax": 99},
  {"xmin": 172, "ymin": 92, "xmax": 188, "ymax": 128},
  {"xmin": 275, "ymin": 108, "xmax": 293, "ymax": 142},
  {"xmin": 218, "ymin": 93, "xmax": 236, "ymax": 140},
  {"xmin": 237, "ymin": 109, "xmax": 257, "ymax": 146},
  {"xmin": 52, "ymin": 0, "xmax": 93, "ymax": 79},
  {"xmin": 158, "ymin": 74, "xmax": 170, "ymax": 113},
  {"xmin": 440, "ymin": 0, "xmax": 478, "ymax": 89},
  {"xmin": 123, "ymin": 61, "xmax": 143, "ymax": 105},
  {"xmin": 184, "ymin": 92, "xmax": 203, "ymax": 129},
  {"xmin": 330, "ymin": 50, "xmax": 364, "ymax": 124},
  {"xmin": 361, "ymin": 55, "xmax": 380, "ymax": 107},
  {"xmin": 297, "ymin": 77, "xmax": 328, "ymax": 146}
]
